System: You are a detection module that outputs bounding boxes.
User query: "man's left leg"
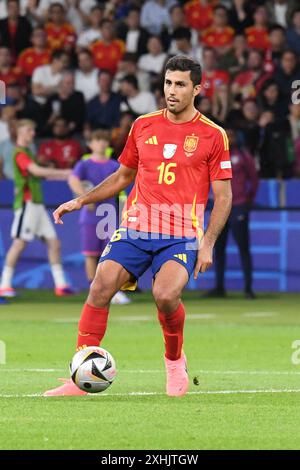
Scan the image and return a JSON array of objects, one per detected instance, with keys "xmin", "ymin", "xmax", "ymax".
[{"xmin": 152, "ymin": 261, "xmax": 189, "ymax": 397}]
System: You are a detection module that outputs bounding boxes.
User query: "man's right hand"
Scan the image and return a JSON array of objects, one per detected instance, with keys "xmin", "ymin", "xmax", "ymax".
[{"xmin": 53, "ymin": 198, "xmax": 82, "ymax": 224}]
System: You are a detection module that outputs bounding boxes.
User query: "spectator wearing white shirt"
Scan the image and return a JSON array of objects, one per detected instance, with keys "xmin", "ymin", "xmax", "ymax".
[
  {"xmin": 75, "ymin": 49, "xmax": 99, "ymax": 102},
  {"xmin": 117, "ymin": 6, "xmax": 149, "ymax": 56},
  {"xmin": 76, "ymin": 5, "xmax": 104, "ymax": 49},
  {"xmin": 140, "ymin": 0, "xmax": 176, "ymax": 35},
  {"xmin": 138, "ymin": 36, "xmax": 168, "ymax": 77},
  {"xmin": 31, "ymin": 50, "xmax": 69, "ymax": 105},
  {"xmin": 120, "ymin": 74, "xmax": 157, "ymax": 116}
]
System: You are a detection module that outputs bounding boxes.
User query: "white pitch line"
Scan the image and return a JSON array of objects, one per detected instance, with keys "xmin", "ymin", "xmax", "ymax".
[
  {"xmin": 242, "ymin": 312, "xmax": 279, "ymax": 318},
  {"xmin": 53, "ymin": 313, "xmax": 217, "ymax": 323},
  {"xmin": 1, "ymin": 389, "xmax": 300, "ymax": 398}
]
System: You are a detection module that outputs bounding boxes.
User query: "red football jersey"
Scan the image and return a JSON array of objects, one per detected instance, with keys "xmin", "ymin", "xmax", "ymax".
[
  {"xmin": 184, "ymin": 0, "xmax": 214, "ymax": 30},
  {"xmin": 201, "ymin": 70, "xmax": 230, "ymax": 98},
  {"xmin": 245, "ymin": 26, "xmax": 270, "ymax": 51},
  {"xmin": 38, "ymin": 140, "xmax": 82, "ymax": 169},
  {"xmin": 118, "ymin": 109, "xmax": 232, "ymax": 238},
  {"xmin": 90, "ymin": 39, "xmax": 125, "ymax": 75},
  {"xmin": 17, "ymin": 48, "xmax": 51, "ymax": 77},
  {"xmin": 45, "ymin": 22, "xmax": 76, "ymax": 51},
  {"xmin": 201, "ymin": 27, "xmax": 234, "ymax": 48}
]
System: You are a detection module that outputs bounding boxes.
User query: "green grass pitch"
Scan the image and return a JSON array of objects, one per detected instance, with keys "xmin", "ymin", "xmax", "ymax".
[{"xmin": 0, "ymin": 290, "xmax": 300, "ymax": 450}]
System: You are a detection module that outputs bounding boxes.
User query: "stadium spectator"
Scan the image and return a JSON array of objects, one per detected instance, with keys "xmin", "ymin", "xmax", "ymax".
[
  {"xmin": 16, "ymin": 27, "xmax": 51, "ymax": 82},
  {"xmin": 286, "ymin": 8, "xmax": 300, "ymax": 55},
  {"xmin": 140, "ymin": 0, "xmax": 174, "ymax": 36},
  {"xmin": 205, "ymin": 126, "xmax": 258, "ymax": 299},
  {"xmin": 0, "ymin": 0, "xmax": 32, "ymax": 59},
  {"xmin": 201, "ymin": 47, "xmax": 230, "ymax": 99},
  {"xmin": 74, "ymin": 49, "xmax": 99, "ymax": 103},
  {"xmin": 90, "ymin": 19, "xmax": 125, "ymax": 75},
  {"xmin": 288, "ymin": 102, "xmax": 300, "ymax": 176},
  {"xmin": 258, "ymin": 110, "xmax": 295, "ymax": 178},
  {"xmin": 217, "ymin": 33, "xmax": 248, "ymax": 77},
  {"xmin": 212, "ymin": 82, "xmax": 229, "ymax": 123},
  {"xmin": 38, "ymin": 117, "xmax": 82, "ymax": 169},
  {"xmin": 45, "ymin": 3, "xmax": 76, "ymax": 52},
  {"xmin": 87, "ymin": 70, "xmax": 121, "ymax": 130},
  {"xmin": 138, "ymin": 36, "xmax": 168, "ymax": 86},
  {"xmin": 76, "ymin": 5, "xmax": 104, "ymax": 49},
  {"xmin": 183, "ymin": 0, "xmax": 213, "ymax": 31},
  {"xmin": 0, "ymin": 46, "xmax": 23, "ymax": 87},
  {"xmin": 201, "ymin": 5, "xmax": 234, "ymax": 55},
  {"xmin": 273, "ymin": 49, "xmax": 300, "ymax": 114},
  {"xmin": 112, "ymin": 52, "xmax": 150, "ymax": 93},
  {"xmin": 231, "ymin": 49, "xmax": 271, "ymax": 100},
  {"xmin": 120, "ymin": 74, "xmax": 157, "ymax": 116},
  {"xmin": 31, "ymin": 49, "xmax": 69, "ymax": 105},
  {"xmin": 264, "ymin": 24, "xmax": 287, "ymax": 74},
  {"xmin": 169, "ymin": 27, "xmax": 203, "ymax": 62},
  {"xmin": 235, "ymin": 99, "xmax": 261, "ymax": 156},
  {"xmin": 228, "ymin": 0, "xmax": 253, "ymax": 34},
  {"xmin": 0, "ymin": 119, "xmax": 73, "ymax": 298},
  {"xmin": 117, "ymin": 6, "xmax": 149, "ymax": 56},
  {"xmin": 245, "ymin": 5, "xmax": 270, "ymax": 51},
  {"xmin": 45, "ymin": 71, "xmax": 85, "ymax": 135},
  {"xmin": 111, "ymin": 111, "xmax": 135, "ymax": 157},
  {"xmin": 163, "ymin": 4, "xmax": 199, "ymax": 52},
  {"xmin": 258, "ymin": 79, "xmax": 286, "ymax": 120},
  {"xmin": 266, "ymin": 0, "xmax": 298, "ymax": 29}
]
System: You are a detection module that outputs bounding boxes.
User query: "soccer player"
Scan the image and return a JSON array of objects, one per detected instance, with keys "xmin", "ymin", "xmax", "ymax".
[
  {"xmin": 44, "ymin": 56, "xmax": 232, "ymax": 397},
  {"xmin": 0, "ymin": 119, "xmax": 73, "ymax": 298},
  {"xmin": 68, "ymin": 130, "xmax": 130, "ymax": 305}
]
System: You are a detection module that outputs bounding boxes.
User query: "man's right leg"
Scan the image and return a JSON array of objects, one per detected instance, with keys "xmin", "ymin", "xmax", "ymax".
[
  {"xmin": 0, "ymin": 239, "xmax": 26, "ymax": 296},
  {"xmin": 44, "ymin": 260, "xmax": 133, "ymax": 396}
]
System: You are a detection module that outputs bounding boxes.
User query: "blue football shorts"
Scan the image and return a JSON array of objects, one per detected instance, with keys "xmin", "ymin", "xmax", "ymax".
[{"xmin": 99, "ymin": 227, "xmax": 198, "ymax": 291}]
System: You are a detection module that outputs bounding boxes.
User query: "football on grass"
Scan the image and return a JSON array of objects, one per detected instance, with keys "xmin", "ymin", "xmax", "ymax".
[{"xmin": 70, "ymin": 346, "xmax": 117, "ymax": 393}]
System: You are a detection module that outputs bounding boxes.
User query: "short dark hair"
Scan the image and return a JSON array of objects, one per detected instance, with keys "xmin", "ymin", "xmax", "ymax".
[
  {"xmin": 269, "ymin": 23, "xmax": 285, "ymax": 34},
  {"xmin": 121, "ymin": 74, "xmax": 138, "ymax": 90},
  {"xmin": 165, "ymin": 55, "xmax": 202, "ymax": 86},
  {"xmin": 172, "ymin": 27, "xmax": 191, "ymax": 42},
  {"xmin": 51, "ymin": 49, "xmax": 67, "ymax": 61}
]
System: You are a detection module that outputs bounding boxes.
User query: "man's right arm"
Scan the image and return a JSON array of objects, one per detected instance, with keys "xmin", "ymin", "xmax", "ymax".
[{"xmin": 53, "ymin": 164, "xmax": 137, "ymax": 224}]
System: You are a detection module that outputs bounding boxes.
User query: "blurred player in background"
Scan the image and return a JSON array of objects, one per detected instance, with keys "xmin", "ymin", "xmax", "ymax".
[
  {"xmin": 0, "ymin": 119, "xmax": 73, "ymax": 298},
  {"xmin": 68, "ymin": 129, "xmax": 130, "ymax": 305},
  {"xmin": 44, "ymin": 56, "xmax": 232, "ymax": 398}
]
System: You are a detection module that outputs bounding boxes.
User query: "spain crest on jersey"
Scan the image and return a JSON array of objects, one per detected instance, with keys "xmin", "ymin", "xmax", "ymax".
[{"xmin": 184, "ymin": 135, "xmax": 199, "ymax": 156}]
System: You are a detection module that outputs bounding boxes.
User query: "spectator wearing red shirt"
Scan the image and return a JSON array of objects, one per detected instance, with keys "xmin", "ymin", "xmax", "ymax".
[
  {"xmin": 0, "ymin": 46, "xmax": 23, "ymax": 87},
  {"xmin": 201, "ymin": 5, "xmax": 234, "ymax": 55},
  {"xmin": 201, "ymin": 47, "xmax": 230, "ymax": 99},
  {"xmin": 38, "ymin": 117, "xmax": 82, "ymax": 169},
  {"xmin": 245, "ymin": 5, "xmax": 270, "ymax": 51},
  {"xmin": 16, "ymin": 27, "xmax": 51, "ymax": 81},
  {"xmin": 90, "ymin": 19, "xmax": 125, "ymax": 75},
  {"xmin": 0, "ymin": 0, "xmax": 32, "ymax": 59},
  {"xmin": 232, "ymin": 49, "xmax": 272, "ymax": 100},
  {"xmin": 184, "ymin": 0, "xmax": 214, "ymax": 31},
  {"xmin": 45, "ymin": 3, "xmax": 76, "ymax": 52}
]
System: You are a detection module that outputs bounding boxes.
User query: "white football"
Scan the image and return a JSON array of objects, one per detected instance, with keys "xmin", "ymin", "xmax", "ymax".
[{"xmin": 70, "ymin": 346, "xmax": 117, "ymax": 393}]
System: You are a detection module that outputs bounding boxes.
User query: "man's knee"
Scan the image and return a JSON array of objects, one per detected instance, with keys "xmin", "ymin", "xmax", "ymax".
[
  {"xmin": 153, "ymin": 284, "xmax": 180, "ymax": 313},
  {"xmin": 12, "ymin": 238, "xmax": 26, "ymax": 252},
  {"xmin": 47, "ymin": 238, "xmax": 60, "ymax": 250},
  {"xmin": 88, "ymin": 276, "xmax": 116, "ymax": 307}
]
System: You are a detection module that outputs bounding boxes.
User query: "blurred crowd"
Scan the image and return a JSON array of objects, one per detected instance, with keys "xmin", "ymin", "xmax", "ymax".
[{"xmin": 0, "ymin": 0, "xmax": 300, "ymax": 180}]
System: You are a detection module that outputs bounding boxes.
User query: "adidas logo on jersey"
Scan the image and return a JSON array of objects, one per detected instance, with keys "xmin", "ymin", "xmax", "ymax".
[
  {"xmin": 145, "ymin": 136, "xmax": 158, "ymax": 145},
  {"xmin": 174, "ymin": 254, "xmax": 187, "ymax": 263}
]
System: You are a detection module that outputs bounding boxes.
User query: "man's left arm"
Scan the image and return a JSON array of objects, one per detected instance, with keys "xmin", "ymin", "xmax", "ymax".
[{"xmin": 194, "ymin": 179, "xmax": 232, "ymax": 278}]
